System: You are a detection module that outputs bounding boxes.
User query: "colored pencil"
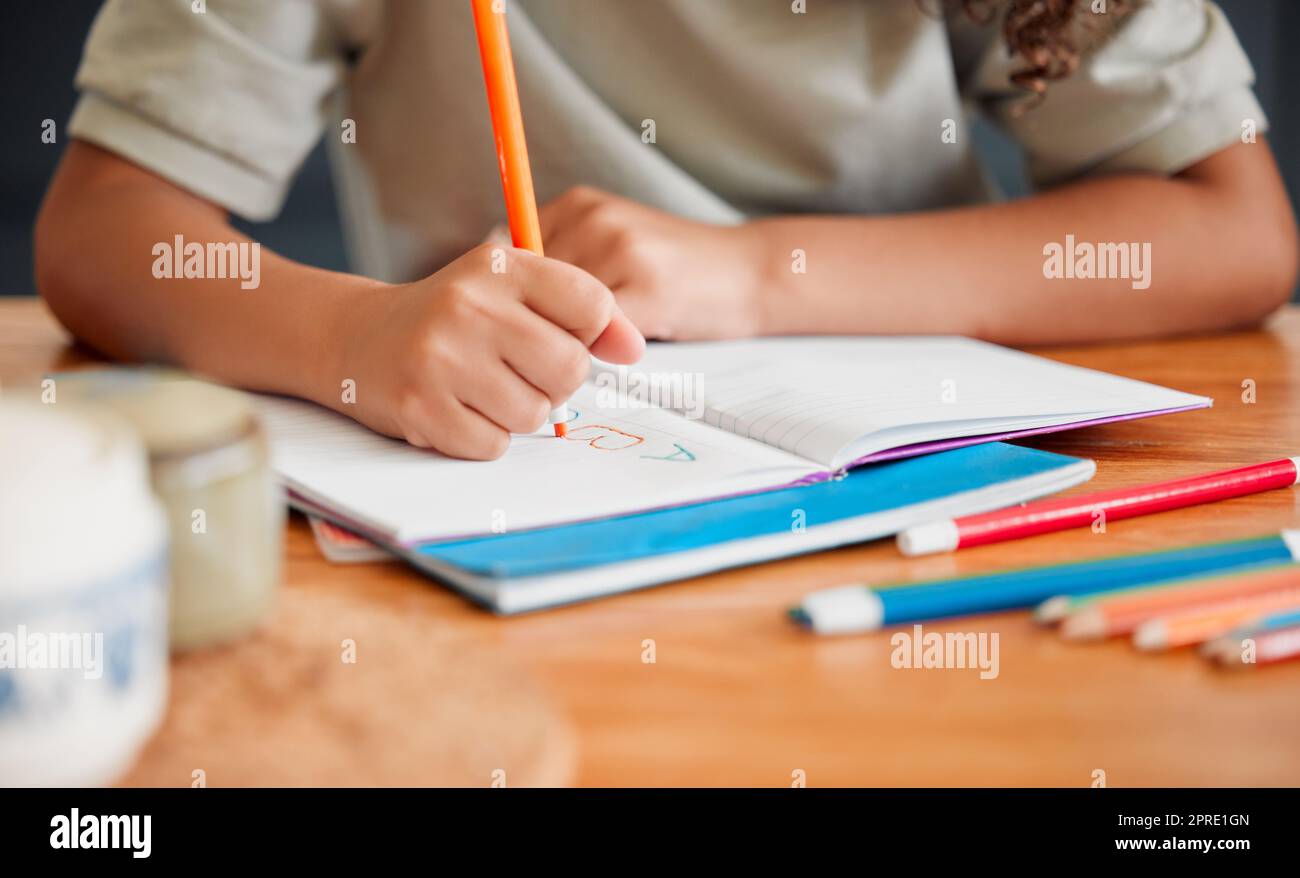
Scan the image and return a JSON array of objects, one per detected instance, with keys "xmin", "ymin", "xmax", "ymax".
[
  {"xmin": 470, "ymin": 0, "xmax": 569, "ymax": 437},
  {"xmin": 1033, "ymin": 567, "xmax": 1287, "ymax": 625},
  {"xmin": 1204, "ymin": 617, "xmax": 1300, "ymax": 668},
  {"xmin": 1059, "ymin": 563, "xmax": 1300, "ymax": 641},
  {"xmin": 1133, "ymin": 592, "xmax": 1300, "ymax": 651},
  {"xmin": 898, "ymin": 456, "xmax": 1299, "ymax": 556},
  {"xmin": 1035, "ymin": 585, "xmax": 1165, "ymax": 625},
  {"xmin": 789, "ymin": 530, "xmax": 1300, "ymax": 635},
  {"xmin": 1228, "ymin": 606, "xmax": 1300, "ymax": 634},
  {"xmin": 1199, "ymin": 606, "xmax": 1300, "ymax": 658}
]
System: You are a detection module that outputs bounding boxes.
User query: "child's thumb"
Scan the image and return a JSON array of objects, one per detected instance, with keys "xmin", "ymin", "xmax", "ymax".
[{"xmin": 588, "ymin": 307, "xmax": 645, "ymax": 365}]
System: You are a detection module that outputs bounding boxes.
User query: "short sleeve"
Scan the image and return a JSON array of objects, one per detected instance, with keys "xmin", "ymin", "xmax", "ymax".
[
  {"xmin": 966, "ymin": 0, "xmax": 1266, "ymax": 187},
  {"xmin": 68, "ymin": 0, "xmax": 347, "ymax": 220}
]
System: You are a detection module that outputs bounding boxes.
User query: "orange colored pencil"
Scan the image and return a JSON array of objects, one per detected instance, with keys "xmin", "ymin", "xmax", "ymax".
[
  {"xmin": 1133, "ymin": 591, "xmax": 1300, "ymax": 651},
  {"xmin": 470, "ymin": 0, "xmax": 569, "ymax": 437},
  {"xmin": 471, "ymin": 0, "xmax": 542, "ymax": 253},
  {"xmin": 1059, "ymin": 563, "xmax": 1300, "ymax": 641}
]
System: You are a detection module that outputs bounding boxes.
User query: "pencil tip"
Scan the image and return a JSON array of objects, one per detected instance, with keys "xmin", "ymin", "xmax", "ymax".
[
  {"xmin": 1132, "ymin": 621, "xmax": 1167, "ymax": 652},
  {"xmin": 553, "ymin": 422, "xmax": 567, "ymax": 438},
  {"xmin": 787, "ymin": 607, "xmax": 812, "ymax": 628},
  {"xmin": 1034, "ymin": 596, "xmax": 1069, "ymax": 625},
  {"xmin": 1060, "ymin": 609, "xmax": 1106, "ymax": 641}
]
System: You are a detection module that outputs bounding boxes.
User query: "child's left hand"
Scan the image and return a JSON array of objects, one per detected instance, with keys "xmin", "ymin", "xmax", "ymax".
[{"xmin": 539, "ymin": 186, "xmax": 767, "ymax": 340}]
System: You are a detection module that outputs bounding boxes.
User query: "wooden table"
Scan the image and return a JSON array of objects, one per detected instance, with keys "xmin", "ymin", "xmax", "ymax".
[{"xmin": 3, "ymin": 298, "xmax": 1299, "ymax": 787}]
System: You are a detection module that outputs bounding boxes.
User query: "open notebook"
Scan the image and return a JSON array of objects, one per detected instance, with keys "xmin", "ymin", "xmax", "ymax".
[
  {"xmin": 256, "ymin": 336, "xmax": 1208, "ymax": 545},
  {"xmin": 301, "ymin": 443, "xmax": 1096, "ymax": 613}
]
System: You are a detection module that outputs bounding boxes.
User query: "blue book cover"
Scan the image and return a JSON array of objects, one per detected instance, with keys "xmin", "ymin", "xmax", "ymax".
[{"xmin": 412, "ymin": 442, "xmax": 1093, "ymax": 584}]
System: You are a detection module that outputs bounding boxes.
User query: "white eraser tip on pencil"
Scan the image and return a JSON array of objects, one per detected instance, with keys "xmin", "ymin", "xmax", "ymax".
[
  {"xmin": 801, "ymin": 585, "xmax": 884, "ymax": 634},
  {"xmin": 896, "ymin": 519, "xmax": 960, "ymax": 556},
  {"xmin": 1033, "ymin": 595, "xmax": 1071, "ymax": 625},
  {"xmin": 1132, "ymin": 620, "xmax": 1168, "ymax": 652},
  {"xmin": 1291, "ymin": 456, "xmax": 1300, "ymax": 485},
  {"xmin": 1283, "ymin": 529, "xmax": 1300, "ymax": 561}
]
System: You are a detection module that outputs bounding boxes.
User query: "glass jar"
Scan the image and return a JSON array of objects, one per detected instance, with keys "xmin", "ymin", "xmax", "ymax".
[{"xmin": 58, "ymin": 370, "xmax": 285, "ymax": 650}]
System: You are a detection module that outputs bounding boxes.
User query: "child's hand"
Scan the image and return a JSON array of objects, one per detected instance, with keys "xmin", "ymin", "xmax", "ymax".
[
  {"xmin": 341, "ymin": 244, "xmax": 644, "ymax": 460},
  {"xmin": 540, "ymin": 186, "xmax": 767, "ymax": 340}
]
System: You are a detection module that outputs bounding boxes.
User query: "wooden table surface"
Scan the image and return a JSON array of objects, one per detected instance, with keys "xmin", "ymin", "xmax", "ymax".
[{"xmin": 3, "ymin": 298, "xmax": 1299, "ymax": 787}]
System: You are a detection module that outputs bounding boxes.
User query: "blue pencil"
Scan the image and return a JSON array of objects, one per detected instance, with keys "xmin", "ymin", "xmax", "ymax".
[{"xmin": 790, "ymin": 530, "xmax": 1300, "ymax": 635}]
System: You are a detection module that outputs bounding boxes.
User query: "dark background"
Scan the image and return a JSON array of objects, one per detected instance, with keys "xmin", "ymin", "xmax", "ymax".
[{"xmin": 2, "ymin": 0, "xmax": 1297, "ymax": 298}]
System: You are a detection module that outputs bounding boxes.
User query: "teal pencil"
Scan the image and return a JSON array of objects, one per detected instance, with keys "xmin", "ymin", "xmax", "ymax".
[{"xmin": 789, "ymin": 530, "xmax": 1300, "ymax": 635}]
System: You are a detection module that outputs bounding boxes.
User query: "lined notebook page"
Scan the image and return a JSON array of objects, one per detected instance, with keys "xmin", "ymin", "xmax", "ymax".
[
  {"xmin": 624, "ymin": 337, "xmax": 1208, "ymax": 469},
  {"xmin": 255, "ymin": 384, "xmax": 817, "ymax": 544}
]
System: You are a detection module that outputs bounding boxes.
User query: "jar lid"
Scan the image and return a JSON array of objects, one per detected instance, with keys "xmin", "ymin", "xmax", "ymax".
[{"xmin": 54, "ymin": 369, "xmax": 255, "ymax": 457}]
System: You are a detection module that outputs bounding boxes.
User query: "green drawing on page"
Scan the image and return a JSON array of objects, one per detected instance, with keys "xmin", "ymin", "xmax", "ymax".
[{"xmin": 641, "ymin": 443, "xmax": 696, "ymax": 462}]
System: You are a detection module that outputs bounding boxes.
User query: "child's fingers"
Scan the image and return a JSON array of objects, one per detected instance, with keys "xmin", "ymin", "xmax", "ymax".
[
  {"xmin": 537, "ymin": 200, "xmax": 572, "ymax": 254},
  {"xmin": 404, "ymin": 395, "xmax": 512, "ymax": 461},
  {"xmin": 605, "ymin": 286, "xmax": 667, "ymax": 342},
  {"xmin": 496, "ymin": 305, "xmax": 595, "ymax": 403},
  {"xmin": 589, "ymin": 308, "xmax": 646, "ymax": 364},
  {"xmin": 537, "ymin": 202, "xmax": 626, "ymax": 287},
  {"xmin": 538, "ymin": 185, "xmax": 606, "ymax": 253},
  {"xmin": 513, "ymin": 255, "xmax": 643, "ymax": 349},
  {"xmin": 550, "ymin": 236, "xmax": 632, "ymax": 293},
  {"xmin": 457, "ymin": 361, "xmax": 553, "ymax": 436}
]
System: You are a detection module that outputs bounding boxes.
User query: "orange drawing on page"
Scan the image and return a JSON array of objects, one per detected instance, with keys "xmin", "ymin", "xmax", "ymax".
[{"xmin": 564, "ymin": 425, "xmax": 646, "ymax": 450}]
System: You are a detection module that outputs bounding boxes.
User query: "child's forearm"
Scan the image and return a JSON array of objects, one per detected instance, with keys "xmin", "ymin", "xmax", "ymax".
[
  {"xmin": 36, "ymin": 142, "xmax": 645, "ymax": 460},
  {"xmin": 35, "ymin": 142, "xmax": 377, "ymax": 406},
  {"xmin": 751, "ymin": 142, "xmax": 1299, "ymax": 345}
]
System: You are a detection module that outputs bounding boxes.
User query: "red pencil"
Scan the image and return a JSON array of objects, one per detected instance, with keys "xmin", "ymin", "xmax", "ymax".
[{"xmin": 897, "ymin": 456, "xmax": 1300, "ymax": 556}]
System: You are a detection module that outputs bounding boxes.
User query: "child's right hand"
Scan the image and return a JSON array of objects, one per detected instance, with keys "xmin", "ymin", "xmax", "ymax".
[{"xmin": 338, "ymin": 244, "xmax": 645, "ymax": 460}]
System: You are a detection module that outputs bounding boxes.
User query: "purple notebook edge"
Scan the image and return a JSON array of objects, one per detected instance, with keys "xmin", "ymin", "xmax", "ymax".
[{"xmin": 846, "ymin": 402, "xmax": 1212, "ymax": 467}]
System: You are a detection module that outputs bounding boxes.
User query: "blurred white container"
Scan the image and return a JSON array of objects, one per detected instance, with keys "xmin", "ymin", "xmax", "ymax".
[
  {"xmin": 0, "ymin": 401, "xmax": 169, "ymax": 787},
  {"xmin": 56, "ymin": 371, "xmax": 284, "ymax": 650}
]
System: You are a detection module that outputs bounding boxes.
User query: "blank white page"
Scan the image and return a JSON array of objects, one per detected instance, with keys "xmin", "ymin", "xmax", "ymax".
[
  {"xmin": 625, "ymin": 337, "xmax": 1209, "ymax": 469},
  {"xmin": 255, "ymin": 384, "xmax": 818, "ymax": 545}
]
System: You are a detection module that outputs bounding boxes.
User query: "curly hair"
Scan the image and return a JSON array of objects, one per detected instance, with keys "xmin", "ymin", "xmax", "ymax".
[{"xmin": 954, "ymin": 0, "xmax": 1135, "ymax": 100}]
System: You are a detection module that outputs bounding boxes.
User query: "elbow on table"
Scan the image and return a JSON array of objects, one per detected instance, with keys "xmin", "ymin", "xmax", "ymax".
[
  {"xmin": 1205, "ymin": 199, "xmax": 1300, "ymax": 332},
  {"xmin": 33, "ymin": 196, "xmax": 80, "ymax": 329},
  {"xmin": 1233, "ymin": 219, "xmax": 1300, "ymax": 328},
  {"xmin": 33, "ymin": 187, "xmax": 115, "ymax": 356}
]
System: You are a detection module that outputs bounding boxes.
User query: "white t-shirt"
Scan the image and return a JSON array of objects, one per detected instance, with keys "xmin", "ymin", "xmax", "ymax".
[{"xmin": 69, "ymin": 0, "xmax": 1264, "ymax": 283}]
